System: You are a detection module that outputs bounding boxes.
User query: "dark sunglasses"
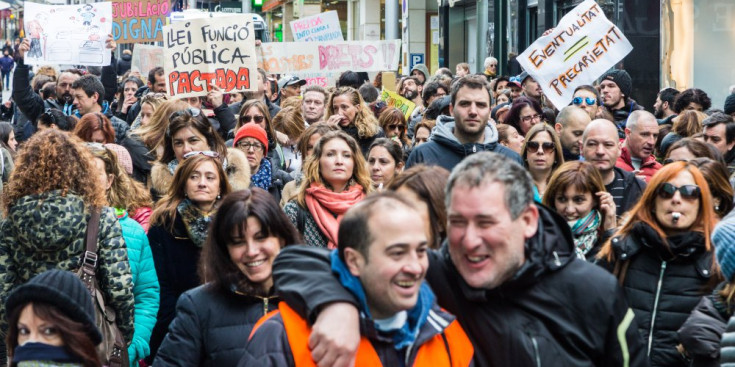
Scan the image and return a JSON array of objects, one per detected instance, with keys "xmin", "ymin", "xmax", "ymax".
[
  {"xmin": 388, "ymin": 124, "xmax": 405, "ymax": 130},
  {"xmin": 526, "ymin": 141, "xmax": 555, "ymax": 153},
  {"xmin": 169, "ymin": 107, "xmax": 201, "ymax": 121},
  {"xmin": 183, "ymin": 150, "xmax": 220, "ymax": 160},
  {"xmin": 657, "ymin": 183, "xmax": 700, "ymax": 200},
  {"xmin": 572, "ymin": 97, "xmax": 597, "ymax": 106},
  {"xmin": 242, "ymin": 115, "xmax": 265, "ymax": 123}
]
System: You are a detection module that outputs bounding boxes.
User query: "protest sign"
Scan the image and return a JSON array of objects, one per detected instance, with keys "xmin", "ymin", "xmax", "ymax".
[
  {"xmin": 131, "ymin": 44, "xmax": 164, "ymax": 78},
  {"xmin": 289, "ymin": 11, "xmax": 343, "ymax": 42},
  {"xmin": 381, "ymin": 89, "xmax": 416, "ymax": 120},
  {"xmin": 517, "ymin": 0, "xmax": 632, "ymax": 108},
  {"xmin": 112, "ymin": 0, "xmax": 170, "ymax": 43},
  {"xmin": 24, "ymin": 2, "xmax": 112, "ymax": 66},
  {"xmin": 257, "ymin": 39, "xmax": 400, "ymax": 75},
  {"xmin": 162, "ymin": 15, "xmax": 257, "ymax": 98}
]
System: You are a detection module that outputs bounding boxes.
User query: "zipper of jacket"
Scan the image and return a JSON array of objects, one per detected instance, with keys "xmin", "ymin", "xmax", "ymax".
[
  {"xmin": 531, "ymin": 336, "xmax": 541, "ymax": 367},
  {"xmin": 647, "ymin": 261, "xmax": 667, "ymax": 356}
]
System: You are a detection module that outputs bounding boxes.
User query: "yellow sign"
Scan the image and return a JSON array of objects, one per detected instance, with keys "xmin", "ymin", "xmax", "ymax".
[{"xmin": 381, "ymin": 89, "xmax": 416, "ymax": 121}]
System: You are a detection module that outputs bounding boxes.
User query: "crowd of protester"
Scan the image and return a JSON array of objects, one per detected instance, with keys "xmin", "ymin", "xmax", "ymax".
[{"xmin": 2, "ymin": 35, "xmax": 735, "ymax": 367}]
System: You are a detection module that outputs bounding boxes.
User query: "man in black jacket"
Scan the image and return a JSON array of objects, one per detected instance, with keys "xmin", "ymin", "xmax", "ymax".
[
  {"xmin": 271, "ymin": 152, "xmax": 648, "ymax": 367},
  {"xmin": 598, "ymin": 69, "xmax": 644, "ymax": 138},
  {"xmin": 583, "ymin": 119, "xmax": 646, "ymax": 218}
]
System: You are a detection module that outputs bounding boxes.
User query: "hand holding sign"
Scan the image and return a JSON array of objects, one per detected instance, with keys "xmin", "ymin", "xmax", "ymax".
[{"xmin": 207, "ymin": 83, "xmax": 224, "ymax": 108}]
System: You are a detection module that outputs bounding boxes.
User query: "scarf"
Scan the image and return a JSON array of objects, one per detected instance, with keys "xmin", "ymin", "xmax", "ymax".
[
  {"xmin": 631, "ymin": 221, "xmax": 705, "ymax": 260},
  {"xmin": 305, "ymin": 183, "xmax": 365, "ymax": 249},
  {"xmin": 567, "ymin": 210, "xmax": 601, "ymax": 259},
  {"xmin": 251, "ymin": 158, "xmax": 272, "ymax": 190},
  {"xmin": 13, "ymin": 342, "xmax": 81, "ymax": 366},
  {"xmin": 167, "ymin": 159, "xmax": 180, "ymax": 175},
  {"xmin": 330, "ymin": 251, "xmax": 434, "ymax": 350},
  {"xmin": 177, "ymin": 198, "xmax": 214, "ymax": 247}
]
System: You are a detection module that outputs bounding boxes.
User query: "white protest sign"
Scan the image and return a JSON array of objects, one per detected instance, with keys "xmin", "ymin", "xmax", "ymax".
[
  {"xmin": 517, "ymin": 0, "xmax": 633, "ymax": 108},
  {"xmin": 257, "ymin": 39, "xmax": 400, "ymax": 74},
  {"xmin": 131, "ymin": 44, "xmax": 164, "ymax": 79},
  {"xmin": 163, "ymin": 15, "xmax": 257, "ymax": 98},
  {"xmin": 24, "ymin": 2, "xmax": 113, "ymax": 66},
  {"xmin": 289, "ymin": 11, "xmax": 343, "ymax": 42}
]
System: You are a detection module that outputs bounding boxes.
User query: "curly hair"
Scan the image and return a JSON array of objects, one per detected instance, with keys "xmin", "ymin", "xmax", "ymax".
[
  {"xmin": 673, "ymin": 88, "xmax": 712, "ymax": 114},
  {"xmin": 89, "ymin": 145, "xmax": 152, "ymax": 214},
  {"xmin": 73, "ymin": 112, "xmax": 115, "ymax": 144},
  {"xmin": 326, "ymin": 87, "xmax": 380, "ymax": 139},
  {"xmin": 4, "ymin": 129, "xmax": 107, "ymax": 211}
]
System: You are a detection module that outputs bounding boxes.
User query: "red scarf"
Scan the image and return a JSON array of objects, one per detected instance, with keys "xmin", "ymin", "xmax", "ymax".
[{"xmin": 305, "ymin": 183, "xmax": 366, "ymax": 249}]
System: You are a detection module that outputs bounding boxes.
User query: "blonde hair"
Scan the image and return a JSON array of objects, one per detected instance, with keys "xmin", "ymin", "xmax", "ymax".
[
  {"xmin": 326, "ymin": 87, "xmax": 380, "ymax": 138},
  {"xmin": 89, "ymin": 146, "xmax": 152, "ymax": 214},
  {"xmin": 136, "ymin": 99, "xmax": 189, "ymax": 151}
]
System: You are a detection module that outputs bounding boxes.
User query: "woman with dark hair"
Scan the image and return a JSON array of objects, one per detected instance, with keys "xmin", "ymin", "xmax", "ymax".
[
  {"xmin": 236, "ymin": 100, "xmax": 285, "ymax": 170},
  {"xmin": 283, "ymin": 131, "xmax": 373, "ymax": 248},
  {"xmin": 521, "ymin": 123, "xmax": 564, "ymax": 202},
  {"xmin": 150, "ymin": 109, "xmax": 250, "ymax": 201},
  {"xmin": 5, "ymin": 270, "xmax": 101, "ymax": 367},
  {"xmin": 504, "ymin": 96, "xmax": 544, "ymax": 136},
  {"xmin": 154, "ymin": 189, "xmax": 300, "ymax": 366},
  {"xmin": 325, "ymin": 87, "xmax": 385, "ymax": 155},
  {"xmin": 0, "ymin": 129, "xmax": 135, "ymax": 358},
  {"xmin": 598, "ymin": 162, "xmax": 722, "ymax": 367},
  {"xmin": 387, "ymin": 165, "xmax": 450, "ymax": 249},
  {"xmin": 665, "ymin": 137, "xmax": 720, "ymax": 164},
  {"xmin": 115, "ymin": 76, "xmax": 144, "ymax": 121},
  {"xmin": 378, "ymin": 108, "xmax": 410, "ymax": 151},
  {"xmin": 367, "ymin": 138, "xmax": 404, "ymax": 189},
  {"xmin": 73, "ymin": 112, "xmax": 116, "ymax": 144},
  {"xmin": 36, "ymin": 108, "xmax": 77, "ymax": 131},
  {"xmin": 147, "ymin": 153, "xmax": 232, "ymax": 362},
  {"xmin": 688, "ymin": 157, "xmax": 734, "ymax": 219},
  {"xmin": 542, "ymin": 161, "xmax": 617, "ymax": 260}
]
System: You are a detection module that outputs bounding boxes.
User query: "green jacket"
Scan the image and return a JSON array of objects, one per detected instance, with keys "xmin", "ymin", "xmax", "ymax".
[{"xmin": 0, "ymin": 191, "xmax": 135, "ymax": 343}]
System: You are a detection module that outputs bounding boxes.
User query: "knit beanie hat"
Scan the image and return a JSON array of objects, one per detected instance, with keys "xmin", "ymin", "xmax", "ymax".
[
  {"xmin": 5, "ymin": 269, "xmax": 102, "ymax": 345},
  {"xmin": 713, "ymin": 213, "xmax": 735, "ymax": 281},
  {"xmin": 104, "ymin": 143, "xmax": 133, "ymax": 175},
  {"xmin": 724, "ymin": 93, "xmax": 735, "ymax": 116},
  {"xmin": 599, "ymin": 69, "xmax": 632, "ymax": 99},
  {"xmin": 234, "ymin": 124, "xmax": 269, "ymax": 155}
]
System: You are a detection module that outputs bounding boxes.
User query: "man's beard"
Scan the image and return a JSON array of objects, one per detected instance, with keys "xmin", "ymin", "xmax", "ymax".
[
  {"xmin": 402, "ymin": 90, "xmax": 417, "ymax": 100},
  {"xmin": 654, "ymin": 106, "xmax": 664, "ymax": 119},
  {"xmin": 59, "ymin": 92, "xmax": 73, "ymax": 104}
]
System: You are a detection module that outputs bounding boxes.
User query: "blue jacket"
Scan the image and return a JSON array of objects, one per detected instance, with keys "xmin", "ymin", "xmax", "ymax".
[
  {"xmin": 117, "ymin": 210, "xmax": 160, "ymax": 365},
  {"xmin": 0, "ymin": 56, "xmax": 13, "ymax": 73}
]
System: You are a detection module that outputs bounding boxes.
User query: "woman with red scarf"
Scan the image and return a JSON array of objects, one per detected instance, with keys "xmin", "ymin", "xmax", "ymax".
[{"xmin": 283, "ymin": 130, "xmax": 373, "ymax": 248}]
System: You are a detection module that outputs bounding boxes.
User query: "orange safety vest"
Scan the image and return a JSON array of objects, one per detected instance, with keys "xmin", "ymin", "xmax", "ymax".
[{"xmin": 251, "ymin": 302, "xmax": 474, "ymax": 367}]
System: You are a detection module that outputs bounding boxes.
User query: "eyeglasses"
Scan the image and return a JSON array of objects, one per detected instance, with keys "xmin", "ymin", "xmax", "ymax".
[
  {"xmin": 183, "ymin": 150, "xmax": 220, "ymax": 159},
  {"xmin": 656, "ymin": 183, "xmax": 701, "ymax": 200},
  {"xmin": 388, "ymin": 124, "xmax": 405, "ymax": 131},
  {"xmin": 572, "ymin": 97, "xmax": 597, "ymax": 106},
  {"xmin": 526, "ymin": 141, "xmax": 555, "ymax": 154},
  {"xmin": 169, "ymin": 107, "xmax": 201, "ymax": 121},
  {"xmin": 236, "ymin": 141, "xmax": 264, "ymax": 151},
  {"xmin": 242, "ymin": 115, "xmax": 265, "ymax": 123},
  {"xmin": 521, "ymin": 114, "xmax": 542, "ymax": 123}
]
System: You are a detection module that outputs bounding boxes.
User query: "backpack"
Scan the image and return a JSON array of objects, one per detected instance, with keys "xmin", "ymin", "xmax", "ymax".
[{"xmin": 76, "ymin": 207, "xmax": 129, "ymax": 367}]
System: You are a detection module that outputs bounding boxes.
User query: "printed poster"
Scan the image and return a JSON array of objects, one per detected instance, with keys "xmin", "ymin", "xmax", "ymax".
[{"xmin": 289, "ymin": 11, "xmax": 343, "ymax": 42}]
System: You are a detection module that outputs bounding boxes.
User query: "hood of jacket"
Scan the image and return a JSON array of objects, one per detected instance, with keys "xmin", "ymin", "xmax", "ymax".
[
  {"xmin": 432, "ymin": 115, "xmax": 501, "ymax": 156},
  {"xmin": 4, "ymin": 191, "xmax": 88, "ymax": 253},
  {"xmin": 410, "ymin": 64, "xmax": 430, "ymax": 81}
]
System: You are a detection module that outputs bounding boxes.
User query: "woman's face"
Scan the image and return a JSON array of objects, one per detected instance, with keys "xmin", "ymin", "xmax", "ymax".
[
  {"xmin": 518, "ymin": 105, "xmax": 542, "ymax": 135},
  {"xmin": 228, "ymin": 217, "xmax": 284, "ymax": 292},
  {"xmin": 331, "ymin": 95, "xmax": 358, "ymax": 127},
  {"xmin": 502, "ymin": 125, "xmax": 524, "ymax": 154},
  {"xmin": 184, "ymin": 160, "xmax": 221, "ymax": 209},
  {"xmin": 654, "ymin": 170, "xmax": 700, "ymax": 232},
  {"xmin": 525, "ymin": 131, "xmax": 555, "ymax": 173},
  {"xmin": 368, "ymin": 146, "xmax": 401, "ymax": 188},
  {"xmin": 554, "ymin": 185, "xmax": 595, "ymax": 222},
  {"xmin": 666, "ymin": 147, "xmax": 696, "ymax": 163},
  {"xmin": 319, "ymin": 138, "xmax": 355, "ymax": 192},
  {"xmin": 172, "ymin": 127, "xmax": 209, "ymax": 162},
  {"xmin": 243, "ymin": 106, "xmax": 267, "ymax": 132},
  {"xmin": 92, "ymin": 157, "xmax": 113, "ymax": 191},
  {"xmin": 8, "ymin": 130, "xmax": 17, "ymax": 151},
  {"xmin": 140, "ymin": 103, "xmax": 154, "ymax": 127},
  {"xmin": 123, "ymin": 81, "xmax": 138, "ymax": 101},
  {"xmin": 237, "ymin": 137, "xmax": 265, "ymax": 173},
  {"xmin": 305, "ymin": 133, "xmax": 322, "ymax": 158},
  {"xmin": 90, "ymin": 129, "xmax": 106, "ymax": 144},
  {"xmin": 17, "ymin": 304, "xmax": 63, "ymax": 347}
]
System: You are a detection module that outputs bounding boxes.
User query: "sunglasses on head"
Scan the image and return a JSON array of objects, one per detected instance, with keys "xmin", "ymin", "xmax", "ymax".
[
  {"xmin": 572, "ymin": 97, "xmax": 597, "ymax": 106},
  {"xmin": 526, "ymin": 141, "xmax": 555, "ymax": 153},
  {"xmin": 242, "ymin": 115, "xmax": 264, "ymax": 123},
  {"xmin": 183, "ymin": 150, "xmax": 220, "ymax": 160},
  {"xmin": 169, "ymin": 107, "xmax": 201, "ymax": 121},
  {"xmin": 656, "ymin": 183, "xmax": 700, "ymax": 200}
]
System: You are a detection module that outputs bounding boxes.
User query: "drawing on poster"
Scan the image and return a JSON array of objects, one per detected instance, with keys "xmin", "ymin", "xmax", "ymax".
[{"xmin": 24, "ymin": 2, "xmax": 112, "ymax": 66}]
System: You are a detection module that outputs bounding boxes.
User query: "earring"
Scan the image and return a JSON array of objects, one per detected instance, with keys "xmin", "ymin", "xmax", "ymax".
[
  {"xmin": 217, "ymin": 194, "xmax": 221, "ymax": 200},
  {"xmin": 184, "ymin": 193, "xmax": 188, "ymax": 198},
  {"xmin": 716, "ymin": 206, "xmax": 720, "ymax": 212}
]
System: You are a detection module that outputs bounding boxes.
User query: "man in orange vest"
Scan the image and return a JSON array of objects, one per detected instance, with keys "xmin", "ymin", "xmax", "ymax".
[{"xmin": 240, "ymin": 192, "xmax": 474, "ymax": 366}]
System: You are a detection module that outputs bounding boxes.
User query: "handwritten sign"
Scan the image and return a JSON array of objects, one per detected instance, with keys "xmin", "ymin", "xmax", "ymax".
[
  {"xmin": 112, "ymin": 0, "xmax": 170, "ymax": 43},
  {"xmin": 24, "ymin": 2, "xmax": 112, "ymax": 66},
  {"xmin": 517, "ymin": 0, "xmax": 632, "ymax": 108},
  {"xmin": 257, "ymin": 39, "xmax": 400, "ymax": 75},
  {"xmin": 381, "ymin": 89, "xmax": 416, "ymax": 120},
  {"xmin": 163, "ymin": 15, "xmax": 257, "ymax": 98},
  {"xmin": 289, "ymin": 11, "xmax": 343, "ymax": 42},
  {"xmin": 131, "ymin": 44, "xmax": 164, "ymax": 78}
]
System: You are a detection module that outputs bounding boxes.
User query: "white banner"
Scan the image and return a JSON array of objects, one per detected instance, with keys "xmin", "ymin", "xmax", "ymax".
[
  {"xmin": 162, "ymin": 14, "xmax": 257, "ymax": 98},
  {"xmin": 517, "ymin": 0, "xmax": 633, "ymax": 108},
  {"xmin": 130, "ymin": 44, "xmax": 164, "ymax": 79},
  {"xmin": 257, "ymin": 39, "xmax": 401, "ymax": 75},
  {"xmin": 289, "ymin": 11, "xmax": 343, "ymax": 42},
  {"xmin": 24, "ymin": 2, "xmax": 113, "ymax": 66}
]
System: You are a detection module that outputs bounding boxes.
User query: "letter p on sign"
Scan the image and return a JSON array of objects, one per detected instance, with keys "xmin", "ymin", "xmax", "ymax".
[{"xmin": 410, "ymin": 53, "xmax": 424, "ymax": 69}]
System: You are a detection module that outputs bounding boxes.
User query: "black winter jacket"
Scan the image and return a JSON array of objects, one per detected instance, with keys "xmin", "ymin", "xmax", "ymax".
[
  {"xmin": 120, "ymin": 132, "xmax": 154, "ymax": 184},
  {"xmin": 612, "ymin": 166, "xmax": 646, "ymax": 218},
  {"xmin": 272, "ymin": 205, "xmax": 648, "ymax": 367},
  {"xmin": 605, "ymin": 223, "xmax": 717, "ymax": 367},
  {"xmin": 610, "ymin": 100, "xmax": 645, "ymax": 139},
  {"xmin": 678, "ymin": 285, "xmax": 730, "ymax": 367},
  {"xmin": 340, "ymin": 124, "xmax": 385, "ymax": 157},
  {"xmin": 722, "ymin": 313, "xmax": 735, "ymax": 366},
  {"xmin": 154, "ymin": 283, "xmax": 279, "ymax": 366}
]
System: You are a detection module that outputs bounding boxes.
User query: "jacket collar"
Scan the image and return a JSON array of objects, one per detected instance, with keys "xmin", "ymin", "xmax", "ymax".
[{"xmin": 619, "ymin": 146, "xmax": 659, "ymax": 169}]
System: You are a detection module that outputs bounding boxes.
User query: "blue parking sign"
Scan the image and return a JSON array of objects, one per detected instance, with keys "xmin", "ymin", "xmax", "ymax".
[{"xmin": 410, "ymin": 53, "xmax": 424, "ymax": 69}]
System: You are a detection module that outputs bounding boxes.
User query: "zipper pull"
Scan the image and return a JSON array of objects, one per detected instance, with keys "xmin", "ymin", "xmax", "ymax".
[
  {"xmin": 263, "ymin": 297, "xmax": 269, "ymax": 316},
  {"xmin": 473, "ymin": 145, "xmax": 477, "ymax": 153}
]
